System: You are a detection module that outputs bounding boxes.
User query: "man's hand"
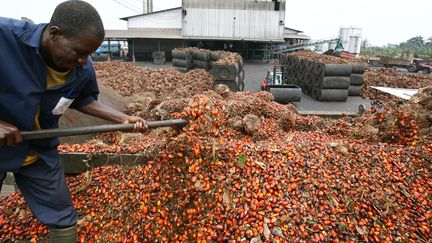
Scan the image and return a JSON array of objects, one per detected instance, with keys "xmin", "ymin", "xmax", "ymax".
[
  {"xmin": 123, "ymin": 116, "xmax": 148, "ymax": 132},
  {"xmin": 0, "ymin": 121, "xmax": 22, "ymax": 147},
  {"xmin": 79, "ymin": 101, "xmax": 148, "ymax": 132}
]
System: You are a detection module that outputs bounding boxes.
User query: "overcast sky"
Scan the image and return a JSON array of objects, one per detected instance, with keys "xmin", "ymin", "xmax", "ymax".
[{"xmin": 0, "ymin": 0, "xmax": 430, "ymax": 46}]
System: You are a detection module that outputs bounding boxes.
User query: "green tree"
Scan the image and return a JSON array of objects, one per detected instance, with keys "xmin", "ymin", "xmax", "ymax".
[
  {"xmin": 362, "ymin": 36, "xmax": 432, "ymax": 59},
  {"xmin": 361, "ymin": 39, "xmax": 369, "ymax": 49},
  {"xmin": 400, "ymin": 36, "xmax": 425, "ymax": 49}
]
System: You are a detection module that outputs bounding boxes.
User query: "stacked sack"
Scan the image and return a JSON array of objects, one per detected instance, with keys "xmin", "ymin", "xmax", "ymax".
[
  {"xmin": 349, "ymin": 63, "xmax": 366, "ymax": 96},
  {"xmin": 172, "ymin": 48, "xmax": 245, "ymax": 92}
]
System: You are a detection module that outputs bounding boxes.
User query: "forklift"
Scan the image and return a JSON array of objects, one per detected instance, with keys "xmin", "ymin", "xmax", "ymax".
[
  {"xmin": 261, "ymin": 65, "xmax": 284, "ymax": 91},
  {"xmin": 260, "ymin": 65, "xmax": 301, "ymax": 103}
]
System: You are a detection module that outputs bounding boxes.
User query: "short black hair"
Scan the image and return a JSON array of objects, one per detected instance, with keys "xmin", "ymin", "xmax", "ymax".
[{"xmin": 49, "ymin": 0, "xmax": 105, "ymax": 40}]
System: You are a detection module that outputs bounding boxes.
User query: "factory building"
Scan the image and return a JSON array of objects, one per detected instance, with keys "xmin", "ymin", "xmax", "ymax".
[{"xmin": 104, "ymin": 0, "xmax": 309, "ymax": 61}]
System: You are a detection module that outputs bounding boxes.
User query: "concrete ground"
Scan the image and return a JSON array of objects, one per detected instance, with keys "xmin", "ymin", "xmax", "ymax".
[
  {"xmin": 0, "ymin": 184, "xmax": 15, "ymax": 196},
  {"xmin": 1, "ymin": 173, "xmax": 16, "ymax": 197}
]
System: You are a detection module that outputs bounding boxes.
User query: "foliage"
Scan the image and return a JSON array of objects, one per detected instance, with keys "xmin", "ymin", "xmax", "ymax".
[{"xmin": 361, "ymin": 36, "xmax": 432, "ymax": 58}]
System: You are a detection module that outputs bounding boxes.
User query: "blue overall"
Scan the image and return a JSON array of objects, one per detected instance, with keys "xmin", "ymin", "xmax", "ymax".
[{"xmin": 0, "ymin": 17, "xmax": 99, "ymax": 228}]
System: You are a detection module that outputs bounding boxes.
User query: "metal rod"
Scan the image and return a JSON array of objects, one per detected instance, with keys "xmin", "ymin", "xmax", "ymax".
[{"xmin": 21, "ymin": 119, "xmax": 188, "ymax": 141}]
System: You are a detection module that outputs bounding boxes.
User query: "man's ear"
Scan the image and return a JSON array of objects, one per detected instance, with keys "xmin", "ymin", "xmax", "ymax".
[{"xmin": 48, "ymin": 26, "xmax": 62, "ymax": 41}]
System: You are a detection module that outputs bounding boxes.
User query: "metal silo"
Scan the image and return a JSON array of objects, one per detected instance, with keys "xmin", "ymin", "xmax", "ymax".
[
  {"xmin": 348, "ymin": 36, "xmax": 362, "ymax": 54},
  {"xmin": 339, "ymin": 27, "xmax": 362, "ymax": 52}
]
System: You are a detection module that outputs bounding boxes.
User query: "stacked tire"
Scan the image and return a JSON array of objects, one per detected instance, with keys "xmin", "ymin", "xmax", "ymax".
[
  {"xmin": 152, "ymin": 51, "xmax": 166, "ymax": 65},
  {"xmin": 310, "ymin": 63, "xmax": 351, "ymax": 102},
  {"xmin": 211, "ymin": 52, "xmax": 245, "ymax": 92},
  {"xmin": 266, "ymin": 84, "xmax": 302, "ymax": 103},
  {"xmin": 171, "ymin": 48, "xmax": 245, "ymax": 92},
  {"xmin": 192, "ymin": 49, "xmax": 211, "ymax": 71},
  {"xmin": 349, "ymin": 63, "xmax": 366, "ymax": 96},
  {"xmin": 172, "ymin": 49, "xmax": 193, "ymax": 72},
  {"xmin": 282, "ymin": 55, "xmax": 351, "ymax": 102}
]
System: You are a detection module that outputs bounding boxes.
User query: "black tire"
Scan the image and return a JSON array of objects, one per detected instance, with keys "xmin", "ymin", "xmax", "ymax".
[
  {"xmin": 172, "ymin": 58, "xmax": 192, "ymax": 68},
  {"xmin": 286, "ymin": 56, "xmax": 294, "ymax": 67},
  {"xmin": 311, "ymin": 76, "xmax": 320, "ymax": 89},
  {"xmin": 172, "ymin": 49, "xmax": 192, "ymax": 59},
  {"xmin": 268, "ymin": 84, "xmax": 302, "ymax": 103},
  {"xmin": 210, "ymin": 51, "xmax": 221, "ymax": 61},
  {"xmin": 351, "ymin": 63, "xmax": 366, "ymax": 74},
  {"xmin": 238, "ymin": 79, "xmax": 245, "ymax": 92},
  {"xmin": 348, "ymin": 85, "xmax": 362, "ymax": 96},
  {"xmin": 407, "ymin": 65, "xmax": 417, "ymax": 72},
  {"xmin": 358, "ymin": 104, "xmax": 367, "ymax": 115},
  {"xmin": 318, "ymin": 76, "xmax": 350, "ymax": 89},
  {"xmin": 305, "ymin": 60, "xmax": 316, "ymax": 72},
  {"xmin": 237, "ymin": 57, "xmax": 244, "ymax": 69},
  {"xmin": 237, "ymin": 70, "xmax": 245, "ymax": 91},
  {"xmin": 297, "ymin": 72, "xmax": 306, "ymax": 83},
  {"xmin": 214, "ymin": 79, "xmax": 239, "ymax": 92},
  {"xmin": 153, "ymin": 57, "xmax": 166, "ymax": 65},
  {"xmin": 350, "ymin": 74, "xmax": 364, "ymax": 85},
  {"xmin": 311, "ymin": 87, "xmax": 319, "ymax": 100},
  {"xmin": 314, "ymin": 89, "xmax": 348, "ymax": 102},
  {"xmin": 211, "ymin": 63, "xmax": 240, "ymax": 80},
  {"xmin": 193, "ymin": 60, "xmax": 211, "ymax": 70},
  {"xmin": 192, "ymin": 50, "xmax": 211, "ymax": 61},
  {"xmin": 238, "ymin": 69, "xmax": 245, "ymax": 82},
  {"xmin": 314, "ymin": 63, "xmax": 353, "ymax": 77},
  {"xmin": 152, "ymin": 51, "xmax": 165, "ymax": 59},
  {"xmin": 299, "ymin": 59, "xmax": 308, "ymax": 71},
  {"xmin": 218, "ymin": 52, "xmax": 230, "ymax": 59},
  {"xmin": 176, "ymin": 67, "xmax": 189, "ymax": 73},
  {"xmin": 304, "ymin": 73, "xmax": 315, "ymax": 86}
]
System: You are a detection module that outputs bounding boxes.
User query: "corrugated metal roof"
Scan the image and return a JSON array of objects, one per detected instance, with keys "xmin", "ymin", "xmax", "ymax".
[
  {"xmin": 105, "ymin": 28, "xmax": 305, "ymax": 42},
  {"xmin": 284, "ymin": 27, "xmax": 303, "ymax": 34},
  {"xmin": 284, "ymin": 34, "xmax": 310, "ymax": 40},
  {"xmin": 183, "ymin": 0, "xmax": 285, "ymax": 11},
  {"xmin": 284, "ymin": 27, "xmax": 309, "ymax": 39},
  {"xmin": 105, "ymin": 28, "xmax": 182, "ymax": 39},
  {"xmin": 105, "ymin": 28, "xmax": 308, "ymax": 42},
  {"xmin": 105, "ymin": 28, "xmax": 285, "ymax": 42}
]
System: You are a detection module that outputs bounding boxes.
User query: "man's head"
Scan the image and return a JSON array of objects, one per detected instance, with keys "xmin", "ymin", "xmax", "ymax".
[{"xmin": 42, "ymin": 0, "xmax": 105, "ymax": 70}]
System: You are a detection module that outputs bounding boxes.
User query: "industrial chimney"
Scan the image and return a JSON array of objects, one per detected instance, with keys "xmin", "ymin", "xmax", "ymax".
[{"xmin": 143, "ymin": 0, "xmax": 153, "ymax": 14}]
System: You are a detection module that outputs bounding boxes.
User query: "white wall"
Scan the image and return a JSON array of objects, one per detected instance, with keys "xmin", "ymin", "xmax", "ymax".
[
  {"xmin": 127, "ymin": 8, "xmax": 182, "ymax": 29},
  {"xmin": 182, "ymin": 0, "xmax": 285, "ymax": 41}
]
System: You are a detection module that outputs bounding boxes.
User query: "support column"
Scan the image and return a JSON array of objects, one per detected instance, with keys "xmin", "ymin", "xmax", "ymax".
[
  {"xmin": 132, "ymin": 40, "xmax": 136, "ymax": 63},
  {"xmin": 107, "ymin": 39, "xmax": 112, "ymax": 61}
]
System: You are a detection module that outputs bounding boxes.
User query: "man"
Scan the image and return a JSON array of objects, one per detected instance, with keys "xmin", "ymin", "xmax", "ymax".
[{"xmin": 0, "ymin": 1, "xmax": 146, "ymax": 242}]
